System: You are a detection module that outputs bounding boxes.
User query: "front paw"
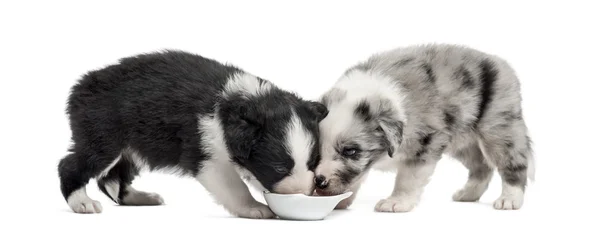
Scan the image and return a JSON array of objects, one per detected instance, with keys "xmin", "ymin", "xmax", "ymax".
[
  {"xmin": 493, "ymin": 194, "xmax": 524, "ymax": 210},
  {"xmin": 374, "ymin": 196, "xmax": 418, "ymax": 213},
  {"xmin": 234, "ymin": 203, "xmax": 275, "ymax": 219}
]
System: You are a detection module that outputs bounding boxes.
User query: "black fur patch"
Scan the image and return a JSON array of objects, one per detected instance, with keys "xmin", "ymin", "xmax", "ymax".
[
  {"xmin": 421, "ymin": 63, "xmax": 436, "ymax": 83},
  {"xmin": 519, "ymin": 151, "xmax": 527, "ymax": 160},
  {"xmin": 354, "ymin": 100, "xmax": 372, "ymax": 121},
  {"xmin": 419, "ymin": 133, "xmax": 433, "ymax": 147},
  {"xmin": 474, "ymin": 59, "xmax": 498, "ymax": 125},
  {"xmin": 393, "ymin": 57, "xmax": 415, "ymax": 67},
  {"xmin": 444, "ymin": 112, "xmax": 455, "ymax": 126},
  {"xmin": 414, "ymin": 133, "xmax": 434, "ymax": 158},
  {"xmin": 500, "ymin": 163, "xmax": 527, "ymax": 187},
  {"xmin": 444, "ymin": 110, "xmax": 456, "ymax": 130},
  {"xmin": 455, "ymin": 65, "xmax": 475, "ymax": 90},
  {"xmin": 336, "ymin": 167, "xmax": 360, "ymax": 185}
]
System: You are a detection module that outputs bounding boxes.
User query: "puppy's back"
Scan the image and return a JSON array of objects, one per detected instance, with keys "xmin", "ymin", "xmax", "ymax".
[
  {"xmin": 65, "ymin": 50, "xmax": 242, "ymax": 172},
  {"xmin": 350, "ymin": 44, "xmax": 523, "ymax": 135}
]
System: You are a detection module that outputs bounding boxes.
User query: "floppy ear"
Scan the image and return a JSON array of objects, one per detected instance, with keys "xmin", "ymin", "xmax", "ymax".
[
  {"xmin": 236, "ymin": 103, "xmax": 264, "ymax": 128},
  {"xmin": 357, "ymin": 97, "xmax": 403, "ymax": 158},
  {"xmin": 306, "ymin": 101, "xmax": 329, "ymax": 122},
  {"xmin": 219, "ymin": 100, "xmax": 264, "ymax": 163},
  {"xmin": 377, "ymin": 118, "xmax": 403, "ymax": 157}
]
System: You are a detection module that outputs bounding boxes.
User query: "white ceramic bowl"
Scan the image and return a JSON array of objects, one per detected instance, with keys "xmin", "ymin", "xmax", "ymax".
[{"xmin": 263, "ymin": 191, "xmax": 353, "ymax": 221}]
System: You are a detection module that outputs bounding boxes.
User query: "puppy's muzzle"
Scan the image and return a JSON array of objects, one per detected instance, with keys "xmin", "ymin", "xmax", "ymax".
[{"xmin": 314, "ymin": 175, "xmax": 328, "ymax": 189}]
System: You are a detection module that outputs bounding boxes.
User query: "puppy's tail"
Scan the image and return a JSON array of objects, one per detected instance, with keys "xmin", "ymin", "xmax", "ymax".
[
  {"xmin": 526, "ymin": 136, "xmax": 536, "ymax": 183},
  {"xmin": 527, "ymin": 154, "xmax": 536, "ymax": 182}
]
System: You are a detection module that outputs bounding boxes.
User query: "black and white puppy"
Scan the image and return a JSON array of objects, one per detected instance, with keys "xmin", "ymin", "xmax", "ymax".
[
  {"xmin": 58, "ymin": 50, "xmax": 328, "ymax": 218},
  {"xmin": 314, "ymin": 44, "xmax": 535, "ymax": 212}
]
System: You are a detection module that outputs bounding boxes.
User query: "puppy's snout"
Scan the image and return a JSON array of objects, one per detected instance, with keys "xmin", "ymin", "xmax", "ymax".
[{"xmin": 315, "ymin": 175, "xmax": 328, "ymax": 189}]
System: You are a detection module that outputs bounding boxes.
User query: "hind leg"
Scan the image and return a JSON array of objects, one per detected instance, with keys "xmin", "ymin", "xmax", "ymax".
[
  {"xmin": 97, "ymin": 156, "xmax": 164, "ymax": 206},
  {"xmin": 479, "ymin": 124, "xmax": 533, "ymax": 210},
  {"xmin": 58, "ymin": 149, "xmax": 121, "ymax": 214},
  {"xmin": 451, "ymin": 144, "xmax": 493, "ymax": 202}
]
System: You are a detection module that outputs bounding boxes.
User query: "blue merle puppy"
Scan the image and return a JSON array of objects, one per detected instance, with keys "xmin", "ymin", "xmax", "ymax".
[
  {"xmin": 58, "ymin": 50, "xmax": 328, "ymax": 218},
  {"xmin": 313, "ymin": 44, "xmax": 535, "ymax": 211}
]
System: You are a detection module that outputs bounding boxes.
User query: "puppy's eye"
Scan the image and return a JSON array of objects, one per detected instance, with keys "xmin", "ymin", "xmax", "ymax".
[
  {"xmin": 341, "ymin": 148, "xmax": 358, "ymax": 157},
  {"xmin": 274, "ymin": 166, "xmax": 289, "ymax": 174}
]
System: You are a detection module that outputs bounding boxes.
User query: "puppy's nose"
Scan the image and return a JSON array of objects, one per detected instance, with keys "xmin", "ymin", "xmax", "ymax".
[{"xmin": 315, "ymin": 175, "xmax": 328, "ymax": 189}]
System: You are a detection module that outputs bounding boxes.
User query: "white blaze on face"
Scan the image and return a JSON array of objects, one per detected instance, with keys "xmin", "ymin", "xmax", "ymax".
[
  {"xmin": 272, "ymin": 111, "xmax": 315, "ymax": 195},
  {"xmin": 315, "ymin": 103, "xmax": 355, "ymax": 179}
]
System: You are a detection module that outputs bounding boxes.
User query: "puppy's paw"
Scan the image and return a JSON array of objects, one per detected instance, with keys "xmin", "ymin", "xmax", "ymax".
[
  {"xmin": 452, "ymin": 188, "xmax": 482, "ymax": 202},
  {"xmin": 69, "ymin": 199, "xmax": 103, "ymax": 214},
  {"xmin": 493, "ymin": 194, "xmax": 523, "ymax": 210},
  {"xmin": 375, "ymin": 196, "xmax": 418, "ymax": 213},
  {"xmin": 235, "ymin": 203, "xmax": 275, "ymax": 219},
  {"xmin": 122, "ymin": 191, "xmax": 165, "ymax": 206}
]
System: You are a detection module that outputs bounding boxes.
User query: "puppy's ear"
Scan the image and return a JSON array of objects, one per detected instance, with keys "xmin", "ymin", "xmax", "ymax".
[
  {"xmin": 377, "ymin": 118, "xmax": 403, "ymax": 158},
  {"xmin": 355, "ymin": 98, "xmax": 403, "ymax": 157},
  {"xmin": 219, "ymin": 100, "xmax": 263, "ymax": 163},
  {"xmin": 236, "ymin": 103, "xmax": 264, "ymax": 128},
  {"xmin": 306, "ymin": 101, "xmax": 329, "ymax": 122}
]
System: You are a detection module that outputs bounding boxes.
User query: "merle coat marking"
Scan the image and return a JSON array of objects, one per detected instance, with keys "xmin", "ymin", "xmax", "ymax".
[
  {"xmin": 58, "ymin": 50, "xmax": 328, "ymax": 218},
  {"xmin": 314, "ymin": 44, "xmax": 534, "ymax": 211}
]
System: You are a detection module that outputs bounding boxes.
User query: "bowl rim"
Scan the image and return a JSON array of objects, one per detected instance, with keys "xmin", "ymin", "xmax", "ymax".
[{"xmin": 262, "ymin": 190, "xmax": 353, "ymax": 200}]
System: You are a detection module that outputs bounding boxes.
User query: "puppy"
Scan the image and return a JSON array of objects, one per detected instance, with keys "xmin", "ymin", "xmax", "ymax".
[
  {"xmin": 58, "ymin": 50, "xmax": 328, "ymax": 218},
  {"xmin": 314, "ymin": 44, "xmax": 534, "ymax": 212}
]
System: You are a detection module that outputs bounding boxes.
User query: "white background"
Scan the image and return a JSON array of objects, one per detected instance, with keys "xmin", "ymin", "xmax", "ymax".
[{"xmin": 1, "ymin": 0, "xmax": 599, "ymax": 237}]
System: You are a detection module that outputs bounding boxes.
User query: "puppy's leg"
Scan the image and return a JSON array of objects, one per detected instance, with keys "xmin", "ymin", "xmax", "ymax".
[
  {"xmin": 375, "ymin": 132, "xmax": 448, "ymax": 213},
  {"xmin": 451, "ymin": 144, "xmax": 493, "ymax": 202},
  {"xmin": 375, "ymin": 159, "xmax": 439, "ymax": 212},
  {"xmin": 97, "ymin": 156, "xmax": 164, "ymax": 206},
  {"xmin": 196, "ymin": 160, "xmax": 275, "ymax": 219},
  {"xmin": 479, "ymin": 122, "xmax": 533, "ymax": 210},
  {"xmin": 58, "ymin": 149, "xmax": 121, "ymax": 214}
]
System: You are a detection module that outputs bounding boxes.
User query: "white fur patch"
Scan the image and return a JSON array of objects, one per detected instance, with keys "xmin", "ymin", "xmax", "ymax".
[
  {"xmin": 273, "ymin": 111, "xmax": 315, "ymax": 195},
  {"xmin": 196, "ymin": 158, "xmax": 274, "ymax": 219},
  {"xmin": 198, "ymin": 114, "xmax": 230, "ymax": 163},
  {"xmin": 332, "ymin": 70, "xmax": 407, "ymax": 121},
  {"xmin": 67, "ymin": 187, "xmax": 103, "ymax": 214},
  {"xmin": 375, "ymin": 194, "xmax": 420, "ymax": 213},
  {"xmin": 96, "ymin": 155, "xmax": 121, "ymax": 179},
  {"xmin": 104, "ymin": 181, "xmax": 120, "ymax": 202},
  {"xmin": 198, "ymin": 113, "xmax": 266, "ymax": 191},
  {"xmin": 494, "ymin": 182, "xmax": 524, "ymax": 210},
  {"xmin": 122, "ymin": 146, "xmax": 186, "ymax": 176},
  {"xmin": 222, "ymin": 72, "xmax": 272, "ymax": 99}
]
